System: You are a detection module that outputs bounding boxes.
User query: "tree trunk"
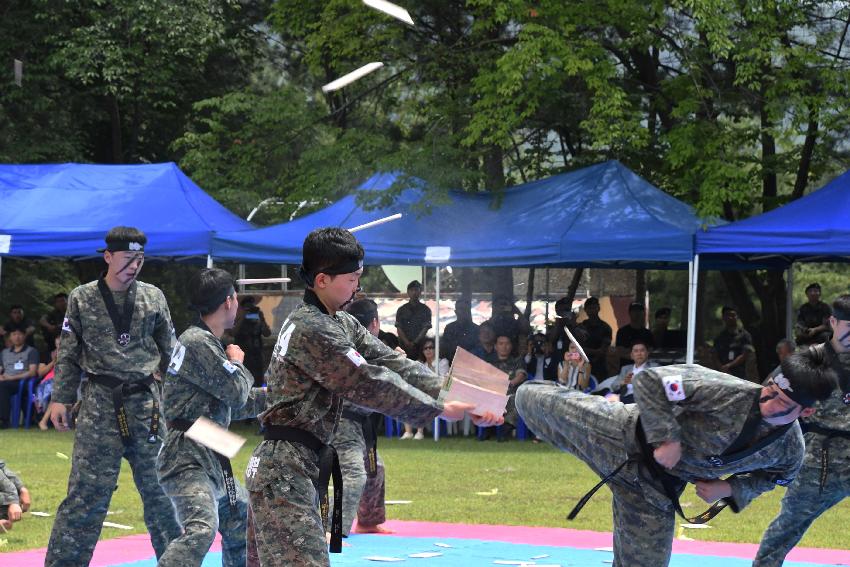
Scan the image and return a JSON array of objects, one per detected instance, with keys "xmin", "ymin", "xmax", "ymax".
[
  {"xmin": 524, "ymin": 267, "xmax": 535, "ymax": 320},
  {"xmin": 483, "ymin": 145, "xmax": 512, "ymax": 301},
  {"xmin": 635, "ymin": 269, "xmax": 646, "ymax": 303},
  {"xmin": 564, "ymin": 268, "xmax": 584, "ymax": 305},
  {"xmin": 108, "ymin": 95, "xmax": 123, "ymax": 163}
]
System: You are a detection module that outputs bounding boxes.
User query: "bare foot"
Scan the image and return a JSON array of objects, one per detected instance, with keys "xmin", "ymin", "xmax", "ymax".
[
  {"xmin": 354, "ymin": 523, "xmax": 394, "ymax": 534},
  {"xmin": 38, "ymin": 419, "xmax": 49, "ymax": 431}
]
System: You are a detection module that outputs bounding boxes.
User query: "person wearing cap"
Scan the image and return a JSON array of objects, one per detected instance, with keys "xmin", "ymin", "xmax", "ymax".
[
  {"xmin": 516, "ymin": 351, "xmax": 837, "ymax": 567},
  {"xmin": 45, "ymin": 226, "xmax": 181, "ymax": 566},
  {"xmin": 157, "ymin": 268, "xmax": 266, "ymax": 567},
  {"xmin": 795, "ymin": 282, "xmax": 833, "ymax": 346},
  {"xmin": 329, "ymin": 298, "xmax": 392, "ymax": 538},
  {"xmin": 754, "ymin": 294, "xmax": 850, "ymax": 566},
  {"xmin": 244, "ymin": 227, "xmax": 501, "ymax": 567},
  {"xmin": 615, "ymin": 302, "xmax": 655, "ymax": 370},
  {"xmin": 394, "ymin": 279, "xmax": 432, "ymax": 359}
]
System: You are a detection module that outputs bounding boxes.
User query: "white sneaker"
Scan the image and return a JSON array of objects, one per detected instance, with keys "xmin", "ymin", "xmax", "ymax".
[
  {"xmin": 413, "ymin": 431, "xmax": 425, "ymax": 440},
  {"xmin": 400, "ymin": 432, "xmax": 414, "ymax": 440}
]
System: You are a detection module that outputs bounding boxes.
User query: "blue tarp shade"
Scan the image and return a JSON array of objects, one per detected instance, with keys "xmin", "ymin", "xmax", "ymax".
[
  {"xmin": 696, "ymin": 169, "xmax": 850, "ymax": 265},
  {"xmin": 0, "ymin": 162, "xmax": 251, "ymax": 258},
  {"xmin": 212, "ymin": 161, "xmax": 705, "ymax": 268}
]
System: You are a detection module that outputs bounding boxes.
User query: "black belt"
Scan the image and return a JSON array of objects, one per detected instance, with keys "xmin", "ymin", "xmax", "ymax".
[
  {"xmin": 264, "ymin": 425, "xmax": 343, "ymax": 553},
  {"xmin": 568, "ymin": 422, "xmax": 727, "ymax": 524},
  {"xmin": 88, "ymin": 374, "xmax": 159, "ymax": 446},
  {"xmin": 342, "ymin": 409, "xmax": 378, "ymax": 477},
  {"xmin": 168, "ymin": 418, "xmax": 238, "ymax": 513},
  {"xmin": 803, "ymin": 424, "xmax": 850, "ymax": 493}
]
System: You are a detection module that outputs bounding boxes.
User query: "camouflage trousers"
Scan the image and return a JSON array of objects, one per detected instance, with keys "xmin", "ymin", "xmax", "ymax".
[
  {"xmin": 245, "ymin": 439, "xmax": 331, "ymax": 567},
  {"xmin": 45, "ymin": 384, "xmax": 181, "ymax": 566},
  {"xmin": 516, "ymin": 381, "xmax": 676, "ymax": 567},
  {"xmin": 753, "ymin": 438, "xmax": 850, "ymax": 566},
  {"xmin": 330, "ymin": 416, "xmax": 386, "ymax": 535},
  {"xmin": 158, "ymin": 465, "xmax": 250, "ymax": 567}
]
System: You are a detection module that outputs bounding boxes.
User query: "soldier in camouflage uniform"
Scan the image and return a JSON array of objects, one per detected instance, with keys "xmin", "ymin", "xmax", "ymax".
[
  {"xmin": 45, "ymin": 227, "xmax": 181, "ymax": 566},
  {"xmin": 754, "ymin": 295, "xmax": 850, "ymax": 567},
  {"xmin": 157, "ymin": 268, "xmax": 267, "ymax": 567},
  {"xmin": 517, "ymin": 353, "xmax": 837, "ymax": 567},
  {"xmin": 480, "ymin": 334, "xmax": 527, "ymax": 441},
  {"xmin": 330, "ymin": 299, "xmax": 391, "ymax": 536},
  {"xmin": 245, "ymin": 228, "xmax": 500, "ymax": 567},
  {"xmin": 0, "ymin": 459, "xmax": 30, "ymax": 531}
]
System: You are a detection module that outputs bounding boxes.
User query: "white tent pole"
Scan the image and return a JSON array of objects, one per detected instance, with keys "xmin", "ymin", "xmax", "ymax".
[
  {"xmin": 207, "ymin": 255, "xmax": 213, "ymax": 269},
  {"xmin": 433, "ymin": 265, "xmax": 441, "ymax": 442},
  {"xmin": 686, "ymin": 254, "xmax": 699, "ymax": 364},
  {"xmin": 786, "ymin": 264, "xmax": 794, "ymax": 340},
  {"xmin": 238, "ymin": 264, "xmax": 246, "ymax": 293}
]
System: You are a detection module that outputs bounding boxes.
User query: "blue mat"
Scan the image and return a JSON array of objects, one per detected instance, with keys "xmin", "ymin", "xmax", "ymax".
[{"xmin": 111, "ymin": 535, "xmax": 831, "ymax": 566}]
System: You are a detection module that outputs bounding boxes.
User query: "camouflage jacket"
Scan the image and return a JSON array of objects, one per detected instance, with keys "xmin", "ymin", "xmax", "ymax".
[
  {"xmin": 0, "ymin": 460, "xmax": 23, "ymax": 506},
  {"xmin": 260, "ymin": 290, "xmax": 443, "ymax": 444},
  {"xmin": 54, "ymin": 280, "xmax": 175, "ymax": 404},
  {"xmin": 633, "ymin": 364, "xmax": 805, "ymax": 512},
  {"xmin": 158, "ymin": 322, "xmax": 266, "ymax": 489}
]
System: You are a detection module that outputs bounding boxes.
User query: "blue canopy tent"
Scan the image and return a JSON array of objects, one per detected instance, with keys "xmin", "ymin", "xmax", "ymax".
[
  {"xmin": 213, "ymin": 161, "xmax": 709, "ymax": 374},
  {"xmin": 0, "ymin": 162, "xmax": 251, "ymax": 259},
  {"xmin": 212, "ymin": 161, "xmax": 704, "ymax": 267},
  {"xmin": 694, "ymin": 168, "xmax": 850, "ymax": 341}
]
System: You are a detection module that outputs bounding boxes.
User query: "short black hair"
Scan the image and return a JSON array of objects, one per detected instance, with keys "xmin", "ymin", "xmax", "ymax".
[
  {"xmin": 54, "ymin": 293, "xmax": 68, "ymax": 300},
  {"xmin": 833, "ymin": 294, "xmax": 850, "ymax": 321},
  {"xmin": 584, "ymin": 296, "xmax": 599, "ymax": 307},
  {"xmin": 105, "ymin": 226, "xmax": 147, "ymax": 246},
  {"xmin": 655, "ymin": 307, "xmax": 671, "ymax": 318},
  {"xmin": 628, "ymin": 302, "xmax": 645, "ymax": 313},
  {"xmin": 380, "ymin": 331, "xmax": 400, "ymax": 350},
  {"xmin": 805, "ymin": 282, "xmax": 821, "ymax": 292},
  {"xmin": 407, "ymin": 280, "xmax": 422, "ymax": 290},
  {"xmin": 631, "ymin": 339, "xmax": 650, "ymax": 350},
  {"xmin": 722, "ymin": 306, "xmax": 737, "ymax": 316},
  {"xmin": 347, "ymin": 298, "xmax": 379, "ymax": 328},
  {"xmin": 9, "ymin": 304, "xmax": 23, "ymax": 312},
  {"xmin": 241, "ymin": 295, "xmax": 257, "ymax": 307},
  {"xmin": 187, "ymin": 268, "xmax": 235, "ymax": 316},
  {"xmin": 301, "ymin": 228, "xmax": 364, "ymax": 286},
  {"xmin": 780, "ymin": 351, "xmax": 838, "ymax": 407}
]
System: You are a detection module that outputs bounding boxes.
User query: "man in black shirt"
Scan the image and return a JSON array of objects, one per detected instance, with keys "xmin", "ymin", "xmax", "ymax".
[
  {"xmin": 795, "ymin": 283, "xmax": 832, "ymax": 346},
  {"xmin": 578, "ymin": 297, "xmax": 612, "ymax": 379},
  {"xmin": 442, "ymin": 299, "xmax": 479, "ymax": 362},
  {"xmin": 615, "ymin": 302, "xmax": 654, "ymax": 370},
  {"xmin": 395, "ymin": 280, "xmax": 431, "ymax": 359},
  {"xmin": 712, "ymin": 306, "xmax": 755, "ymax": 381},
  {"xmin": 40, "ymin": 293, "xmax": 67, "ymax": 357},
  {"xmin": 231, "ymin": 296, "xmax": 271, "ymax": 386}
]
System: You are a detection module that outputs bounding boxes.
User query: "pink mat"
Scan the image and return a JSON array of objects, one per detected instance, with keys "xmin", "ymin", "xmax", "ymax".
[{"xmin": 3, "ymin": 520, "xmax": 850, "ymax": 565}]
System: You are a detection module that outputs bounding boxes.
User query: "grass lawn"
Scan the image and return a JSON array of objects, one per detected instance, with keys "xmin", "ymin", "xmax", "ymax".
[{"xmin": 2, "ymin": 425, "xmax": 849, "ymax": 553}]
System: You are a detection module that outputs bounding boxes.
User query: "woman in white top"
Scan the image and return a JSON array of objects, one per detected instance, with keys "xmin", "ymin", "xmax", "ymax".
[
  {"xmin": 401, "ymin": 338, "xmax": 449, "ymax": 440},
  {"xmin": 557, "ymin": 341, "xmax": 590, "ymax": 390}
]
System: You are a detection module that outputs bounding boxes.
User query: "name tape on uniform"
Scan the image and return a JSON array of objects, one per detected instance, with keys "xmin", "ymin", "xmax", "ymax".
[{"xmin": 167, "ymin": 343, "xmax": 186, "ymax": 375}]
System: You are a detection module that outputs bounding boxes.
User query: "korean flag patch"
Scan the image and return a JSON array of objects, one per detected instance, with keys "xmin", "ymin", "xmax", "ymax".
[
  {"xmin": 345, "ymin": 348, "xmax": 366, "ymax": 367},
  {"xmin": 223, "ymin": 360, "xmax": 238, "ymax": 374},
  {"xmin": 662, "ymin": 375, "xmax": 686, "ymax": 401}
]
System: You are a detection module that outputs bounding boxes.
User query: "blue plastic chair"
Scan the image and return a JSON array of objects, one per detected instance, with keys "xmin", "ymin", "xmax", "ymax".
[
  {"xmin": 383, "ymin": 415, "xmax": 403, "ymax": 438},
  {"xmin": 9, "ymin": 378, "xmax": 36, "ymax": 429}
]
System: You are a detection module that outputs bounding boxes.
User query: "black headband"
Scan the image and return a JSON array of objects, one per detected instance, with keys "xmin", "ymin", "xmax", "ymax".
[
  {"xmin": 97, "ymin": 241, "xmax": 145, "ymax": 253},
  {"xmin": 772, "ymin": 372, "xmax": 817, "ymax": 408}
]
